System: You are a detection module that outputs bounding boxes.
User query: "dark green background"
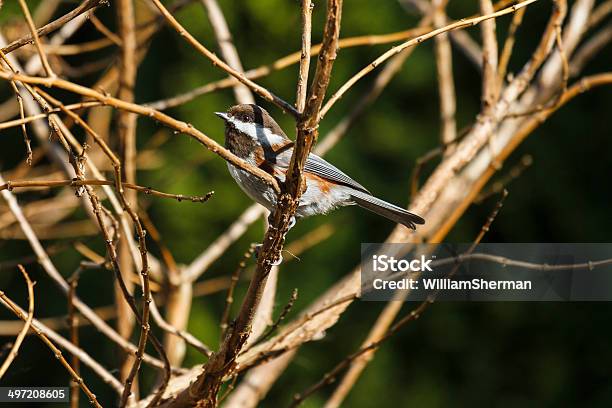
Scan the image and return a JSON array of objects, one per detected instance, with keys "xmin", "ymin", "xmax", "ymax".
[{"xmin": 1, "ymin": 0, "xmax": 611, "ymax": 406}]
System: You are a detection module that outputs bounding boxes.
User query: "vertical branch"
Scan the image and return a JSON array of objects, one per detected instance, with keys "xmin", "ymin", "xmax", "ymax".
[
  {"xmin": 201, "ymin": 0, "xmax": 255, "ymax": 104},
  {"xmin": 17, "ymin": 0, "xmax": 55, "ymax": 77},
  {"xmin": 480, "ymin": 0, "xmax": 500, "ymax": 108},
  {"xmin": 432, "ymin": 0, "xmax": 457, "ymax": 151},
  {"xmin": 116, "ymin": 0, "xmax": 140, "ymax": 395},
  {"xmin": 67, "ymin": 271, "xmax": 81, "ymax": 408},
  {"xmin": 223, "ymin": 16, "xmax": 428, "ymax": 408},
  {"xmin": 220, "ymin": 246, "xmax": 255, "ymax": 341},
  {"xmin": 287, "ymin": 0, "xmax": 343, "ymax": 195},
  {"xmin": 296, "ymin": 0, "xmax": 314, "ymax": 112}
]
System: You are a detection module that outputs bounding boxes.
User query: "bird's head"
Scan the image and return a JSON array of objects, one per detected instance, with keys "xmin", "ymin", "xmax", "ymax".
[{"xmin": 216, "ymin": 104, "xmax": 289, "ymax": 158}]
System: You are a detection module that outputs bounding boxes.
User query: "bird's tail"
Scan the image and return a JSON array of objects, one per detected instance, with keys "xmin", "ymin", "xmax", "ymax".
[{"xmin": 350, "ymin": 190, "xmax": 425, "ymax": 230}]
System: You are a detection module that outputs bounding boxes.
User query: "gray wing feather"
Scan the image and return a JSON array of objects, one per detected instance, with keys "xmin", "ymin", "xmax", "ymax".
[
  {"xmin": 350, "ymin": 190, "xmax": 425, "ymax": 230},
  {"xmin": 304, "ymin": 154, "xmax": 371, "ymax": 194},
  {"xmin": 273, "ymin": 150, "xmax": 370, "ymax": 193}
]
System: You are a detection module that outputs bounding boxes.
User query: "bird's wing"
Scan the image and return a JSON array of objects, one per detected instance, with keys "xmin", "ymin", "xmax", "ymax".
[
  {"xmin": 274, "ymin": 148, "xmax": 370, "ymax": 193},
  {"xmin": 304, "ymin": 154, "xmax": 371, "ymax": 194}
]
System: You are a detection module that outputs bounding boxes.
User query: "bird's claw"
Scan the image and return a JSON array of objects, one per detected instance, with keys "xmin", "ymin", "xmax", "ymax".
[
  {"xmin": 266, "ymin": 215, "xmax": 297, "ymax": 231},
  {"xmin": 287, "ymin": 216, "xmax": 296, "ymax": 230},
  {"xmin": 270, "ymin": 254, "xmax": 283, "ymax": 266},
  {"xmin": 253, "ymin": 244, "xmax": 283, "ymax": 266}
]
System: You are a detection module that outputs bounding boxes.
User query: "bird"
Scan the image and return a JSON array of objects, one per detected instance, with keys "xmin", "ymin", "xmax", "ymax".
[{"xmin": 215, "ymin": 104, "xmax": 425, "ymax": 232}]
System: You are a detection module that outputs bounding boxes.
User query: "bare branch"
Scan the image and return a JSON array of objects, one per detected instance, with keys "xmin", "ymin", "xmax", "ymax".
[
  {"xmin": 0, "ymin": 265, "xmax": 34, "ymax": 379},
  {"xmin": 115, "ymin": 0, "xmax": 140, "ymax": 391},
  {"xmin": 0, "ymin": 50, "xmax": 32, "ymax": 164},
  {"xmin": 1, "ymin": 179, "xmax": 213, "ymax": 203},
  {"xmin": 318, "ymin": 192, "xmax": 508, "ymax": 408},
  {"xmin": 479, "ymin": 0, "xmax": 500, "ymax": 108},
  {"xmin": 432, "ymin": 0, "xmax": 457, "ymax": 149},
  {"xmin": 201, "ymin": 0, "xmax": 254, "ymax": 104},
  {"xmin": 0, "ymin": 267, "xmax": 103, "ymax": 407},
  {"xmin": 319, "ymin": 0, "xmax": 539, "ymax": 120},
  {"xmin": 147, "ymin": 27, "xmax": 428, "ymax": 111},
  {"xmin": 0, "ymin": 172, "xmax": 171, "ymax": 372},
  {"xmin": 150, "ymin": 0, "xmax": 298, "ymax": 117},
  {"xmin": 498, "ymin": 7, "xmax": 526, "ymax": 85},
  {"xmin": 154, "ymin": 1, "xmax": 343, "ymax": 406},
  {"xmin": 570, "ymin": 22, "xmax": 612, "ymax": 76},
  {"xmin": 296, "ymin": 0, "xmax": 314, "ymax": 112},
  {"xmin": 1, "ymin": 0, "xmax": 104, "ymax": 55},
  {"xmin": 17, "ymin": 0, "xmax": 55, "ymax": 77},
  {"xmin": 0, "ymin": 71, "xmax": 280, "ymax": 193}
]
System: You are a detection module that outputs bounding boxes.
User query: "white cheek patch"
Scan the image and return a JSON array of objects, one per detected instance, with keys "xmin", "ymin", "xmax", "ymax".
[{"xmin": 228, "ymin": 117, "xmax": 286, "ymax": 145}]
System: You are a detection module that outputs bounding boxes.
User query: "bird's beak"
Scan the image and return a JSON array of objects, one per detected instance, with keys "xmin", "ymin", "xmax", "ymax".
[{"xmin": 215, "ymin": 112, "xmax": 229, "ymax": 121}]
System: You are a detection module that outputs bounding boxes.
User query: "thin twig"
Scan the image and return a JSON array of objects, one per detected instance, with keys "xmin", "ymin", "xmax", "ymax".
[
  {"xmin": 507, "ymin": 16, "xmax": 571, "ymax": 118},
  {"xmin": 0, "ymin": 267, "xmax": 102, "ymax": 407},
  {"xmin": 0, "ymin": 50, "xmax": 32, "ymax": 164},
  {"xmin": 479, "ymin": 0, "xmax": 500, "ymax": 109},
  {"xmin": 256, "ymin": 289, "xmax": 298, "ymax": 344},
  {"xmin": 0, "ymin": 71, "xmax": 281, "ymax": 193},
  {"xmin": 89, "ymin": 14, "xmax": 122, "ymax": 46},
  {"xmin": 588, "ymin": 0, "xmax": 612, "ymax": 29},
  {"xmin": 150, "ymin": 0, "xmax": 298, "ymax": 117},
  {"xmin": 319, "ymin": 0, "xmax": 538, "ymax": 120},
  {"xmin": 149, "ymin": 300, "xmax": 213, "ymax": 357},
  {"xmin": 570, "ymin": 22, "xmax": 612, "ymax": 76},
  {"xmin": 0, "ymin": 179, "xmax": 214, "ymax": 203},
  {"xmin": 146, "ymin": 27, "xmax": 428, "ymax": 111},
  {"xmin": 0, "ymin": 101, "xmax": 103, "ymax": 131},
  {"xmin": 475, "ymin": 154, "xmax": 532, "ymax": 203},
  {"xmin": 182, "ymin": 204, "xmax": 265, "ymax": 283},
  {"xmin": 302, "ymin": 192, "xmax": 509, "ymax": 408},
  {"xmin": 498, "ymin": 7, "xmax": 526, "ymax": 86},
  {"xmin": 220, "ymin": 245, "xmax": 256, "ymax": 341},
  {"xmin": 0, "ymin": 265, "xmax": 34, "ymax": 379},
  {"xmin": 17, "ymin": 0, "xmax": 55, "ymax": 77},
  {"xmin": 1, "ymin": 0, "xmax": 104, "ymax": 55},
  {"xmin": 67, "ymin": 269, "xmax": 81, "ymax": 408}
]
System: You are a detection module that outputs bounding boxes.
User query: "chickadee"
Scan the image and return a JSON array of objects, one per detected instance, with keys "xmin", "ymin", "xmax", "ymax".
[{"xmin": 215, "ymin": 104, "xmax": 425, "ymax": 230}]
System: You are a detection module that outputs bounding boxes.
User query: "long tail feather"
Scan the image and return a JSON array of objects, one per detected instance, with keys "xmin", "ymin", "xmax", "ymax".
[{"xmin": 350, "ymin": 190, "xmax": 425, "ymax": 230}]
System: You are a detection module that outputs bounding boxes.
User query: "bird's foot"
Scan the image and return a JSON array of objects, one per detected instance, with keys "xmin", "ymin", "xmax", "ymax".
[
  {"xmin": 253, "ymin": 244, "xmax": 283, "ymax": 266},
  {"xmin": 266, "ymin": 214, "xmax": 297, "ymax": 231},
  {"xmin": 287, "ymin": 216, "xmax": 296, "ymax": 230}
]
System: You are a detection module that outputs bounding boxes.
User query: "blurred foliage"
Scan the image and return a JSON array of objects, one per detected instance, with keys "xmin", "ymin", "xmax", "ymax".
[{"xmin": 1, "ymin": 0, "xmax": 612, "ymax": 406}]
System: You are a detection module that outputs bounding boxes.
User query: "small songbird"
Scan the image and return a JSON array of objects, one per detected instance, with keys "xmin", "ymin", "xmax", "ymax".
[{"xmin": 215, "ymin": 104, "xmax": 425, "ymax": 230}]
